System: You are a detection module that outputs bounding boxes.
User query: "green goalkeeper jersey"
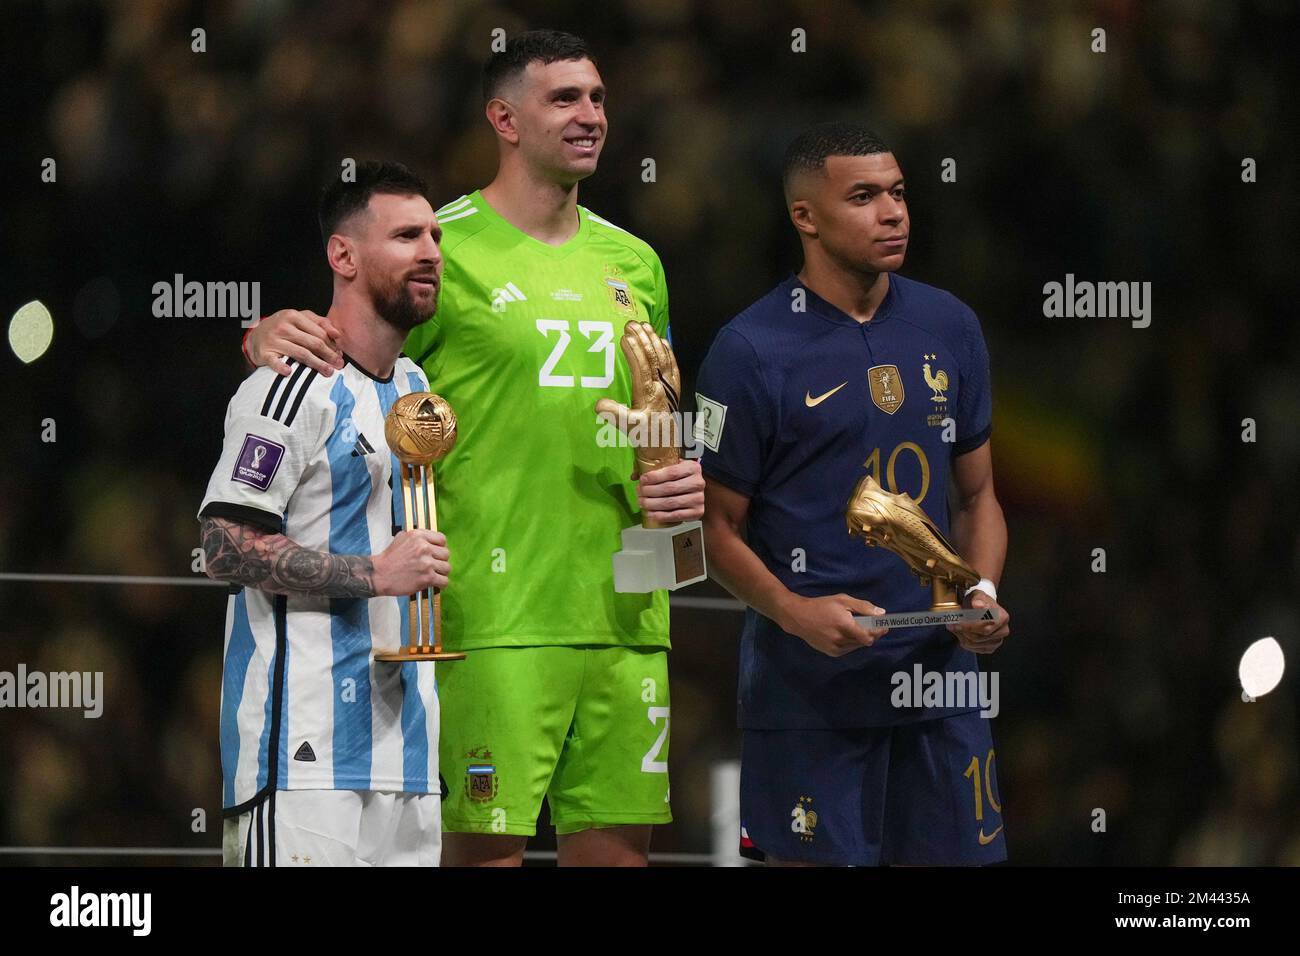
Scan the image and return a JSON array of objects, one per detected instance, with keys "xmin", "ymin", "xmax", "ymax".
[{"xmin": 403, "ymin": 190, "xmax": 671, "ymax": 651}]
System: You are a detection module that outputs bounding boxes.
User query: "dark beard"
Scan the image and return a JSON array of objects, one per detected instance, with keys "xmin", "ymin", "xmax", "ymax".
[{"xmin": 368, "ymin": 272, "xmax": 434, "ymax": 332}]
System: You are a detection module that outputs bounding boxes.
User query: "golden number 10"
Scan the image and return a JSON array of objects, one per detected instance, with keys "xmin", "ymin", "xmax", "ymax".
[
  {"xmin": 962, "ymin": 749, "xmax": 1002, "ymax": 821},
  {"xmin": 863, "ymin": 442, "xmax": 931, "ymax": 506}
]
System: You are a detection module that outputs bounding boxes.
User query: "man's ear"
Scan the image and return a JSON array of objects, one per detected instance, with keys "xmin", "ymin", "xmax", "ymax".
[
  {"xmin": 790, "ymin": 199, "xmax": 818, "ymax": 239},
  {"xmin": 485, "ymin": 97, "xmax": 520, "ymax": 146},
  {"xmin": 327, "ymin": 234, "xmax": 358, "ymax": 279}
]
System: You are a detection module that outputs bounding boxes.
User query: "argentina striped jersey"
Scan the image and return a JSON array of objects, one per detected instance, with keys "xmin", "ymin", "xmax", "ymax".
[{"xmin": 199, "ymin": 355, "xmax": 439, "ymax": 813}]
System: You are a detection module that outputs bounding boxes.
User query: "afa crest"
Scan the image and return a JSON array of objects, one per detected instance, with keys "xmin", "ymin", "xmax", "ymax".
[
  {"xmin": 466, "ymin": 761, "xmax": 499, "ymax": 803},
  {"xmin": 604, "ymin": 265, "xmax": 637, "ymax": 318}
]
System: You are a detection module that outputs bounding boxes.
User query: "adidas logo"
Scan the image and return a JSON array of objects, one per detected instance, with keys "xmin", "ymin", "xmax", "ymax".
[
  {"xmin": 293, "ymin": 741, "xmax": 316, "ymax": 762},
  {"xmin": 351, "ymin": 433, "xmax": 376, "ymax": 457},
  {"xmin": 490, "ymin": 282, "xmax": 527, "ymax": 313}
]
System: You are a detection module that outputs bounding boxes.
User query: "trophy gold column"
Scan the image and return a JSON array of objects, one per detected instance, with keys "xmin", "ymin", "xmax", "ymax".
[{"xmin": 375, "ymin": 392, "xmax": 466, "ymax": 662}]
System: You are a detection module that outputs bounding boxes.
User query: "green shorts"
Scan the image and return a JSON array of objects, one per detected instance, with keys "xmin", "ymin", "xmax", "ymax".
[{"xmin": 437, "ymin": 645, "xmax": 672, "ymax": 836}]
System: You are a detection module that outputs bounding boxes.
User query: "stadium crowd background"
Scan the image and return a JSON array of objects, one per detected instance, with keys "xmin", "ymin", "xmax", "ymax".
[{"xmin": 1, "ymin": 0, "xmax": 1298, "ymax": 864}]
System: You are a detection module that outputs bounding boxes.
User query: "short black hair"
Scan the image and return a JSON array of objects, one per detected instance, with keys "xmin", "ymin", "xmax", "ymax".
[
  {"xmin": 482, "ymin": 29, "xmax": 595, "ymax": 103},
  {"xmin": 782, "ymin": 122, "xmax": 892, "ymax": 197},
  {"xmin": 318, "ymin": 160, "xmax": 428, "ymax": 246}
]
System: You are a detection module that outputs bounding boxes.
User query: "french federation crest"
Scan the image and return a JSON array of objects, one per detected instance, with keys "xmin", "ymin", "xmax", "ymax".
[
  {"xmin": 868, "ymin": 364, "xmax": 905, "ymax": 415},
  {"xmin": 790, "ymin": 795, "xmax": 818, "ymax": 843},
  {"xmin": 604, "ymin": 265, "xmax": 637, "ymax": 318},
  {"xmin": 921, "ymin": 353, "xmax": 949, "ymax": 402}
]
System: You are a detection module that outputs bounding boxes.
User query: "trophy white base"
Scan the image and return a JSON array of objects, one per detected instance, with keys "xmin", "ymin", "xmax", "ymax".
[
  {"xmin": 612, "ymin": 521, "xmax": 707, "ymax": 593},
  {"xmin": 853, "ymin": 608, "xmax": 995, "ymax": 630}
]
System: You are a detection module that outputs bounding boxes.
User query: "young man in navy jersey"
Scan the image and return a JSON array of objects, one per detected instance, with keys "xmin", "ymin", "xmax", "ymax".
[{"xmin": 696, "ymin": 123, "xmax": 1011, "ymax": 865}]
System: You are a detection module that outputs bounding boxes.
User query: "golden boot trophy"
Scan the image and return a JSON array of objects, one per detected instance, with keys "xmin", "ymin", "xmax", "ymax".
[
  {"xmin": 595, "ymin": 322, "xmax": 706, "ymax": 592},
  {"xmin": 844, "ymin": 475, "xmax": 995, "ymax": 630},
  {"xmin": 375, "ymin": 392, "xmax": 466, "ymax": 661}
]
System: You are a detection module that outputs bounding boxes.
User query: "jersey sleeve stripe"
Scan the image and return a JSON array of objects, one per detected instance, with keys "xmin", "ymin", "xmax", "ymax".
[
  {"xmin": 260, "ymin": 359, "xmax": 295, "ymax": 415},
  {"xmin": 436, "ymin": 207, "xmax": 479, "ymax": 224},
  {"xmin": 283, "ymin": 369, "xmax": 320, "ymax": 427},
  {"xmin": 587, "ymin": 211, "xmax": 627, "ymax": 232},
  {"xmin": 436, "ymin": 195, "xmax": 471, "ymax": 215},
  {"xmin": 271, "ymin": 363, "xmax": 308, "ymax": 421}
]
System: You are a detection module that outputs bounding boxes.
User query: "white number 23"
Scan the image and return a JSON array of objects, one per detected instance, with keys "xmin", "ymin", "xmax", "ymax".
[{"xmin": 537, "ymin": 319, "xmax": 615, "ymax": 388}]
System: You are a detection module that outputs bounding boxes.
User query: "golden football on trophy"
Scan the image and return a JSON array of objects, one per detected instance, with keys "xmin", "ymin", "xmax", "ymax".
[
  {"xmin": 385, "ymin": 392, "xmax": 457, "ymax": 465},
  {"xmin": 376, "ymin": 390, "xmax": 464, "ymax": 663},
  {"xmin": 846, "ymin": 474, "xmax": 979, "ymax": 610}
]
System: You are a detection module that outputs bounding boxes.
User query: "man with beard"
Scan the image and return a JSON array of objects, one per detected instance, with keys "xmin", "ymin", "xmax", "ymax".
[
  {"xmin": 240, "ymin": 31, "xmax": 702, "ymax": 866},
  {"xmin": 198, "ymin": 161, "xmax": 452, "ymax": 866}
]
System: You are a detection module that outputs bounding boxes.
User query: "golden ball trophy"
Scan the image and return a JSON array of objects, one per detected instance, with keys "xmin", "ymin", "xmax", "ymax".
[
  {"xmin": 595, "ymin": 322, "xmax": 706, "ymax": 592},
  {"xmin": 375, "ymin": 392, "xmax": 466, "ymax": 662},
  {"xmin": 844, "ymin": 474, "xmax": 995, "ymax": 630}
]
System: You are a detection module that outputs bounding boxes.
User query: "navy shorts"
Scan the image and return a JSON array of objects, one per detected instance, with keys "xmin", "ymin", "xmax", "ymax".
[{"xmin": 739, "ymin": 711, "xmax": 1007, "ymax": 866}]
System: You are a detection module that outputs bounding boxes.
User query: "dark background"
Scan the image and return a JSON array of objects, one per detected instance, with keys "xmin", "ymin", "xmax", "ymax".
[{"xmin": 1, "ymin": 0, "xmax": 1298, "ymax": 864}]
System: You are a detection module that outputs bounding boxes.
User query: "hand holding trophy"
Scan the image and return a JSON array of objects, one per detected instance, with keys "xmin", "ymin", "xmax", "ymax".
[
  {"xmin": 375, "ymin": 392, "xmax": 466, "ymax": 661},
  {"xmin": 844, "ymin": 474, "xmax": 996, "ymax": 631},
  {"xmin": 595, "ymin": 322, "xmax": 706, "ymax": 591}
]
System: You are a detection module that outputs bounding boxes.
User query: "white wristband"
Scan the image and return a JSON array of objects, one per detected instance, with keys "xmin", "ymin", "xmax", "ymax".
[{"xmin": 967, "ymin": 578, "xmax": 997, "ymax": 603}]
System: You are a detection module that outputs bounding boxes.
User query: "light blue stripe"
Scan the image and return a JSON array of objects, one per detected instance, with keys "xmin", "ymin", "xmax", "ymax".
[
  {"xmin": 327, "ymin": 375, "xmax": 374, "ymax": 789},
  {"xmin": 378, "ymin": 377, "xmax": 404, "ymax": 531},
  {"xmin": 220, "ymin": 590, "xmax": 256, "ymax": 807},
  {"xmin": 397, "ymin": 593, "xmax": 430, "ymax": 789},
  {"xmin": 378, "ymin": 376, "xmax": 430, "ymax": 790},
  {"xmin": 254, "ymin": 643, "xmax": 275, "ymax": 795},
  {"xmin": 401, "ymin": 370, "xmax": 437, "ymax": 703},
  {"xmin": 403, "ymin": 369, "xmax": 427, "ymax": 530}
]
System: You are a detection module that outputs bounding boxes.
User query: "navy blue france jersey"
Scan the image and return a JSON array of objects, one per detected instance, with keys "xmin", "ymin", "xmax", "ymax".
[{"xmin": 695, "ymin": 274, "xmax": 994, "ymax": 728}]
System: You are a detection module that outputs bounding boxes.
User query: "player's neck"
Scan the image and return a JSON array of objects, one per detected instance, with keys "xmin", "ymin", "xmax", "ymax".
[
  {"xmin": 480, "ymin": 163, "xmax": 582, "ymax": 246},
  {"xmin": 326, "ymin": 295, "xmax": 405, "ymax": 381},
  {"xmin": 797, "ymin": 260, "xmax": 891, "ymax": 324}
]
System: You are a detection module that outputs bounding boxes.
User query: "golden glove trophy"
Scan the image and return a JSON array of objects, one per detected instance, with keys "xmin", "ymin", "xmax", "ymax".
[
  {"xmin": 595, "ymin": 322, "xmax": 707, "ymax": 592},
  {"xmin": 375, "ymin": 392, "xmax": 465, "ymax": 661},
  {"xmin": 844, "ymin": 475, "xmax": 995, "ymax": 630}
]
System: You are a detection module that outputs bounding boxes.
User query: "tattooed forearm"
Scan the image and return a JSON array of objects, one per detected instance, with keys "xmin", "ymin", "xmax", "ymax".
[
  {"xmin": 273, "ymin": 545, "xmax": 376, "ymax": 596},
  {"xmin": 201, "ymin": 517, "xmax": 376, "ymax": 598}
]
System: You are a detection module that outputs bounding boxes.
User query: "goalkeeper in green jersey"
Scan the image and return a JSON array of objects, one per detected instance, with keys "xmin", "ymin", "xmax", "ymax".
[{"xmin": 244, "ymin": 31, "xmax": 704, "ymax": 866}]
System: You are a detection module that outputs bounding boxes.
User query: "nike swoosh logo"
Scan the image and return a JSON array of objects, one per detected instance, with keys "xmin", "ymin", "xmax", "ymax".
[
  {"xmin": 805, "ymin": 382, "xmax": 848, "ymax": 407},
  {"xmin": 978, "ymin": 825, "xmax": 1004, "ymax": 845}
]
